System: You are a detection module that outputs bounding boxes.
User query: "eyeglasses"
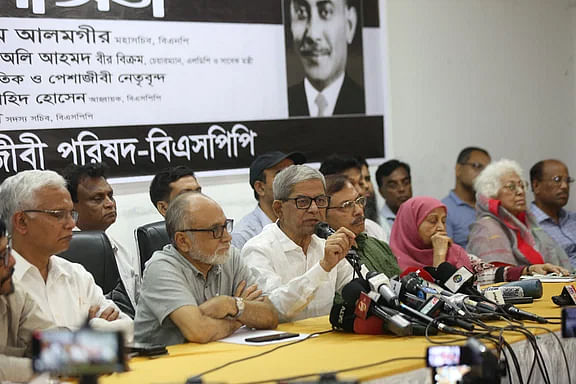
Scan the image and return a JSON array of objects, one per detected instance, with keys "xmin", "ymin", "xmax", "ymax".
[
  {"xmin": 502, "ymin": 181, "xmax": 529, "ymax": 193},
  {"xmin": 282, "ymin": 195, "xmax": 330, "ymax": 210},
  {"xmin": 327, "ymin": 196, "xmax": 367, "ymax": 211},
  {"xmin": 461, "ymin": 162, "xmax": 486, "ymax": 171},
  {"xmin": 0, "ymin": 239, "xmax": 11, "ymax": 267},
  {"xmin": 547, "ymin": 176, "xmax": 575, "ymax": 185},
  {"xmin": 179, "ymin": 219, "xmax": 234, "ymax": 239},
  {"xmin": 22, "ymin": 209, "xmax": 79, "ymax": 223}
]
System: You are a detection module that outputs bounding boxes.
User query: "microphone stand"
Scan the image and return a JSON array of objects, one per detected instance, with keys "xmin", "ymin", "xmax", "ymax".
[{"xmin": 345, "ymin": 248, "xmax": 364, "ymax": 281}]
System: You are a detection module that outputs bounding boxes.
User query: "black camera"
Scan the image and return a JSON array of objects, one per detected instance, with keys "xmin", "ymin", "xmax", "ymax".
[
  {"xmin": 32, "ymin": 328, "xmax": 126, "ymax": 382},
  {"xmin": 426, "ymin": 338, "xmax": 502, "ymax": 384},
  {"xmin": 562, "ymin": 307, "xmax": 576, "ymax": 338}
]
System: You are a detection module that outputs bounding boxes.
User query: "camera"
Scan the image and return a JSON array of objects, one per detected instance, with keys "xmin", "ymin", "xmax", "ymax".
[
  {"xmin": 562, "ymin": 307, "xmax": 576, "ymax": 338},
  {"xmin": 32, "ymin": 328, "xmax": 126, "ymax": 381},
  {"xmin": 426, "ymin": 338, "xmax": 502, "ymax": 384}
]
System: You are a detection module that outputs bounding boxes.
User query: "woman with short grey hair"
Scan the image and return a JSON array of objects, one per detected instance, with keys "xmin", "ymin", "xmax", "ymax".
[{"xmin": 467, "ymin": 159, "xmax": 572, "ymax": 274}]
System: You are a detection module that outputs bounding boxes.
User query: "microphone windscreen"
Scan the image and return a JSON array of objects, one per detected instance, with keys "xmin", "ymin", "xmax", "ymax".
[
  {"xmin": 353, "ymin": 316, "xmax": 385, "ymax": 335},
  {"xmin": 314, "ymin": 222, "xmax": 334, "ymax": 239},
  {"xmin": 329, "ymin": 303, "xmax": 355, "ymax": 332},
  {"xmin": 501, "ymin": 279, "xmax": 543, "ymax": 299},
  {"xmin": 341, "ymin": 278, "xmax": 370, "ymax": 306}
]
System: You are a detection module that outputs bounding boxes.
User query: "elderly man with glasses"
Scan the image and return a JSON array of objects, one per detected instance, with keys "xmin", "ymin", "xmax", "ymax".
[
  {"xmin": 530, "ymin": 159, "xmax": 576, "ymax": 267},
  {"xmin": 0, "ymin": 219, "xmax": 55, "ymax": 383},
  {"xmin": 0, "ymin": 170, "xmax": 132, "ymax": 332},
  {"xmin": 242, "ymin": 165, "xmax": 361, "ymax": 322},
  {"xmin": 134, "ymin": 192, "xmax": 278, "ymax": 345},
  {"xmin": 325, "ymin": 175, "xmax": 400, "ymax": 278}
]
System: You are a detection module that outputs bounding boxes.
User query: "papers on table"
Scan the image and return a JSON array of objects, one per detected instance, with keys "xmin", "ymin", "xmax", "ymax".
[
  {"xmin": 218, "ymin": 327, "xmax": 310, "ymax": 346},
  {"xmin": 520, "ymin": 274, "xmax": 576, "ymax": 283}
]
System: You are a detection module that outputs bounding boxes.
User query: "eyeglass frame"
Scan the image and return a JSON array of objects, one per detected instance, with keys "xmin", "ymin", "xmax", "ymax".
[
  {"xmin": 281, "ymin": 195, "xmax": 331, "ymax": 210},
  {"xmin": 326, "ymin": 196, "xmax": 367, "ymax": 211},
  {"xmin": 178, "ymin": 218, "xmax": 234, "ymax": 239},
  {"xmin": 0, "ymin": 237, "xmax": 11, "ymax": 268},
  {"xmin": 22, "ymin": 209, "xmax": 79, "ymax": 223},
  {"xmin": 501, "ymin": 180, "xmax": 529, "ymax": 193}
]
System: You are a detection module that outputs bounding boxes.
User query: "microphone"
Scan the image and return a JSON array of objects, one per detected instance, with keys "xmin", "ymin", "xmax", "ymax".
[
  {"xmin": 314, "ymin": 222, "xmax": 364, "ymax": 279},
  {"xmin": 552, "ymin": 285, "xmax": 576, "ymax": 306},
  {"xmin": 499, "ymin": 279, "xmax": 543, "ymax": 299},
  {"xmin": 366, "ymin": 272, "xmax": 400, "ymax": 309},
  {"xmin": 329, "ymin": 303, "xmax": 386, "ymax": 334},
  {"xmin": 429, "ymin": 262, "xmax": 482, "ymax": 297},
  {"xmin": 341, "ymin": 279, "xmax": 413, "ymax": 336},
  {"xmin": 501, "ymin": 304, "xmax": 548, "ymax": 324}
]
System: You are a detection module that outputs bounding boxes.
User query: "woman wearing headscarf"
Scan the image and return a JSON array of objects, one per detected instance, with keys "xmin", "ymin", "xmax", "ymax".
[
  {"xmin": 467, "ymin": 159, "xmax": 572, "ymax": 274},
  {"xmin": 390, "ymin": 196, "xmax": 559, "ymax": 285}
]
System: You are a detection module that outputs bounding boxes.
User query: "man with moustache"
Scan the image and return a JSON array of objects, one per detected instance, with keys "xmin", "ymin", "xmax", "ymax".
[
  {"xmin": 135, "ymin": 193, "xmax": 278, "ymax": 345},
  {"xmin": 62, "ymin": 163, "xmax": 140, "ymax": 312},
  {"xmin": 442, "ymin": 147, "xmax": 491, "ymax": 248},
  {"xmin": 0, "ymin": 219, "xmax": 54, "ymax": 382},
  {"xmin": 233, "ymin": 151, "xmax": 305, "ymax": 249},
  {"xmin": 242, "ymin": 165, "xmax": 361, "ymax": 321},
  {"xmin": 325, "ymin": 175, "xmax": 400, "ymax": 277},
  {"xmin": 530, "ymin": 159, "xmax": 576, "ymax": 266},
  {"xmin": 287, "ymin": 0, "xmax": 365, "ymax": 116},
  {"xmin": 0, "ymin": 170, "xmax": 132, "ymax": 330}
]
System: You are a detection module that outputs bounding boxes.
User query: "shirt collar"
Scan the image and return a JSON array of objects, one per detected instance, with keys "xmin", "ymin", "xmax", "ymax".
[
  {"xmin": 530, "ymin": 202, "xmax": 567, "ymax": 224},
  {"xmin": 304, "ymin": 73, "xmax": 345, "ymax": 117},
  {"xmin": 272, "ymin": 222, "xmax": 323, "ymax": 254},
  {"xmin": 380, "ymin": 203, "xmax": 396, "ymax": 220},
  {"xmin": 255, "ymin": 205, "xmax": 273, "ymax": 226},
  {"xmin": 448, "ymin": 190, "xmax": 470, "ymax": 207},
  {"xmin": 12, "ymin": 249, "xmax": 70, "ymax": 282}
]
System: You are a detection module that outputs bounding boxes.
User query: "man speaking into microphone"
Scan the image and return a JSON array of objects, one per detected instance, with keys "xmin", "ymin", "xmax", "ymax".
[{"xmin": 243, "ymin": 165, "xmax": 365, "ymax": 322}]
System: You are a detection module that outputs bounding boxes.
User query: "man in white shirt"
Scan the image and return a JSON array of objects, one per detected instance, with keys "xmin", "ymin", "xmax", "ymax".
[
  {"xmin": 0, "ymin": 219, "xmax": 54, "ymax": 383},
  {"xmin": 61, "ymin": 163, "xmax": 141, "ymax": 313},
  {"xmin": 0, "ymin": 170, "xmax": 132, "ymax": 332},
  {"xmin": 375, "ymin": 159, "xmax": 413, "ymax": 235},
  {"xmin": 242, "ymin": 165, "xmax": 359, "ymax": 321}
]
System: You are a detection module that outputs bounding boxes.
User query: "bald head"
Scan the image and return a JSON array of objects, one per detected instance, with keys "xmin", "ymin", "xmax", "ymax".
[{"xmin": 166, "ymin": 192, "xmax": 220, "ymax": 243}]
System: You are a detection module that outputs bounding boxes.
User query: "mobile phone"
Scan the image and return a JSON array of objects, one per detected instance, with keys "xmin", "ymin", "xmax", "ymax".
[
  {"xmin": 126, "ymin": 342, "xmax": 168, "ymax": 357},
  {"xmin": 32, "ymin": 328, "xmax": 126, "ymax": 376},
  {"xmin": 562, "ymin": 307, "xmax": 576, "ymax": 338},
  {"xmin": 245, "ymin": 332, "xmax": 299, "ymax": 343}
]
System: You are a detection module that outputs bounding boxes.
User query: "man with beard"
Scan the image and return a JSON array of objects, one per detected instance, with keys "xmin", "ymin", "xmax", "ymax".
[
  {"xmin": 62, "ymin": 163, "xmax": 141, "ymax": 316},
  {"xmin": 287, "ymin": 0, "xmax": 365, "ymax": 116},
  {"xmin": 325, "ymin": 175, "xmax": 400, "ymax": 277},
  {"xmin": 134, "ymin": 193, "xmax": 278, "ymax": 345},
  {"xmin": 0, "ymin": 219, "xmax": 54, "ymax": 382},
  {"xmin": 242, "ymin": 165, "xmax": 361, "ymax": 321},
  {"xmin": 530, "ymin": 159, "xmax": 576, "ymax": 266},
  {"xmin": 442, "ymin": 147, "xmax": 491, "ymax": 248}
]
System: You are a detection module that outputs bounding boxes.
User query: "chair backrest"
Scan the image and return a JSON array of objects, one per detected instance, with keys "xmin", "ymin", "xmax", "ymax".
[
  {"xmin": 136, "ymin": 221, "xmax": 169, "ymax": 274},
  {"xmin": 57, "ymin": 231, "xmax": 120, "ymax": 294}
]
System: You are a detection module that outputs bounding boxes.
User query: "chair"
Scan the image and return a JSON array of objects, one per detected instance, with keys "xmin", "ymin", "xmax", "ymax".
[
  {"xmin": 135, "ymin": 221, "xmax": 169, "ymax": 274},
  {"xmin": 57, "ymin": 230, "xmax": 121, "ymax": 295}
]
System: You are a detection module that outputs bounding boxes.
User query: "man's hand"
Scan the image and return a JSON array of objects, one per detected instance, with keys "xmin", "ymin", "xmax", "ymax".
[
  {"xmin": 199, "ymin": 296, "xmax": 237, "ymax": 319},
  {"xmin": 88, "ymin": 305, "xmax": 119, "ymax": 321},
  {"xmin": 235, "ymin": 280, "xmax": 263, "ymax": 301},
  {"xmin": 431, "ymin": 231, "xmax": 452, "ymax": 267},
  {"xmin": 320, "ymin": 227, "xmax": 356, "ymax": 272},
  {"xmin": 530, "ymin": 263, "xmax": 571, "ymax": 276}
]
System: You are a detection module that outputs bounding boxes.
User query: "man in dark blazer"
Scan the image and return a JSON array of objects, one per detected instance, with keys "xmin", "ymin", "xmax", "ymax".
[{"xmin": 287, "ymin": 0, "xmax": 365, "ymax": 117}]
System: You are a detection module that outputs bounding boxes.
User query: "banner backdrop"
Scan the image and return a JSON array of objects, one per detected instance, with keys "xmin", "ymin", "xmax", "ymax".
[{"xmin": 0, "ymin": 0, "xmax": 385, "ymax": 179}]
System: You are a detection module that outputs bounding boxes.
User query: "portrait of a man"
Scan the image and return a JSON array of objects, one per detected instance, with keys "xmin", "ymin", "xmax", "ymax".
[{"xmin": 286, "ymin": 0, "xmax": 365, "ymax": 117}]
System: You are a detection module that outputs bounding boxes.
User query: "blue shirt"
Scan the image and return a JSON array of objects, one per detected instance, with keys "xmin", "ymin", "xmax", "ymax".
[
  {"xmin": 530, "ymin": 202, "xmax": 576, "ymax": 267},
  {"xmin": 442, "ymin": 191, "xmax": 476, "ymax": 248},
  {"xmin": 231, "ymin": 205, "xmax": 273, "ymax": 250}
]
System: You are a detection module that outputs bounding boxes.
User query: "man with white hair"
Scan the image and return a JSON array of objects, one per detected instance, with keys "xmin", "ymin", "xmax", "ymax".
[
  {"xmin": 0, "ymin": 218, "xmax": 54, "ymax": 382},
  {"xmin": 135, "ymin": 192, "xmax": 278, "ymax": 345},
  {"xmin": 0, "ymin": 170, "xmax": 133, "ymax": 331},
  {"xmin": 242, "ymin": 165, "xmax": 361, "ymax": 321}
]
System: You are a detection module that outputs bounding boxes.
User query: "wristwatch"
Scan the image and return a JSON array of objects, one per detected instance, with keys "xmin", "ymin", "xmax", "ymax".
[{"xmin": 233, "ymin": 297, "xmax": 245, "ymax": 319}]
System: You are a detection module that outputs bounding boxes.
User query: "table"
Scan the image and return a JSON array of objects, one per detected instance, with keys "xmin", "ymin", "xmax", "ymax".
[{"xmin": 101, "ymin": 283, "xmax": 575, "ymax": 384}]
